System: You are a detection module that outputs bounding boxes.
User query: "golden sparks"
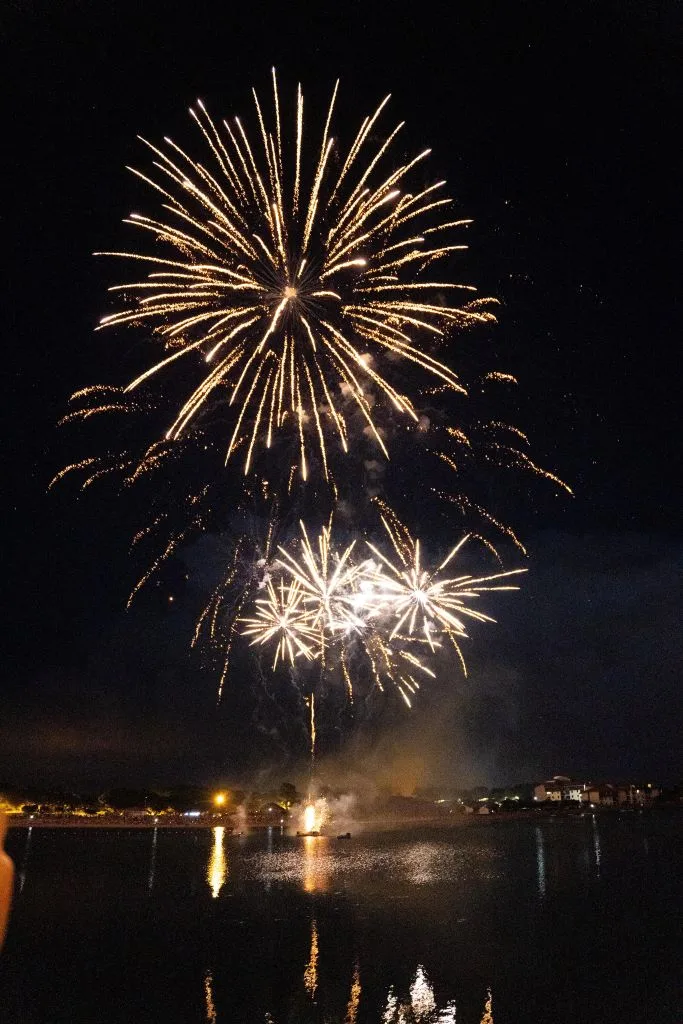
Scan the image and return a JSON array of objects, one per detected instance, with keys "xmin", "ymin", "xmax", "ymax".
[
  {"xmin": 94, "ymin": 75, "xmax": 493, "ymax": 484},
  {"xmin": 231, "ymin": 508, "xmax": 524, "ymax": 700}
]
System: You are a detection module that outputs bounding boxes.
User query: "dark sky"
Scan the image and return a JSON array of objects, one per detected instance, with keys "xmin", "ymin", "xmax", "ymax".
[{"xmin": 3, "ymin": 1, "xmax": 681, "ymax": 788}]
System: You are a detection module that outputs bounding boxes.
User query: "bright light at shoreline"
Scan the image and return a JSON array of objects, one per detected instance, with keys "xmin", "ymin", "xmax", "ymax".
[{"xmin": 303, "ymin": 804, "xmax": 317, "ymax": 832}]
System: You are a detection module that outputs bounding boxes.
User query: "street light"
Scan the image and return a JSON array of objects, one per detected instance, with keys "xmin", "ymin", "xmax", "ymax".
[{"xmin": 213, "ymin": 792, "xmax": 227, "ymax": 808}]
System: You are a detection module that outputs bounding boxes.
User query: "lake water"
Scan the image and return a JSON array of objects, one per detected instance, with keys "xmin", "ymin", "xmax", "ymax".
[{"xmin": 1, "ymin": 814, "xmax": 680, "ymax": 1023}]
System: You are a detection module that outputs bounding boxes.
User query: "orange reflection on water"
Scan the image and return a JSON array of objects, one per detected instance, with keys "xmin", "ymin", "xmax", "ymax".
[
  {"xmin": 207, "ymin": 826, "xmax": 228, "ymax": 899},
  {"xmin": 480, "ymin": 987, "xmax": 494, "ymax": 1024},
  {"xmin": 302, "ymin": 834, "xmax": 329, "ymax": 893},
  {"xmin": 204, "ymin": 969, "xmax": 217, "ymax": 1023},
  {"xmin": 345, "ymin": 962, "xmax": 361, "ymax": 1023},
  {"xmin": 303, "ymin": 917, "xmax": 318, "ymax": 999}
]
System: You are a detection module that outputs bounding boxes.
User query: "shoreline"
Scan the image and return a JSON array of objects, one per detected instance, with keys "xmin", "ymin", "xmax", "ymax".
[{"xmin": 6, "ymin": 806, "xmax": 664, "ymax": 832}]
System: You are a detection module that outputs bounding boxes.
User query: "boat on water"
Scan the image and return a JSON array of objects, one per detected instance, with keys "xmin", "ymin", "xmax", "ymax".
[{"xmin": 296, "ymin": 830, "xmax": 321, "ymax": 837}]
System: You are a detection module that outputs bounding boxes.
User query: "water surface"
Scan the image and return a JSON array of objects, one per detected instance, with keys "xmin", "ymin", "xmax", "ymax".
[{"xmin": 1, "ymin": 814, "xmax": 680, "ymax": 1022}]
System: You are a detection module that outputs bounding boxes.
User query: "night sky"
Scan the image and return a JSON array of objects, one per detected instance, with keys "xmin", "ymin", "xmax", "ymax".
[{"xmin": 3, "ymin": 1, "xmax": 681, "ymax": 788}]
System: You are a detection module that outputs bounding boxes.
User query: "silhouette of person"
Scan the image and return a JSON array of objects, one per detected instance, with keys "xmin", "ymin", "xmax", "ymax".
[{"xmin": 0, "ymin": 813, "xmax": 13, "ymax": 950}]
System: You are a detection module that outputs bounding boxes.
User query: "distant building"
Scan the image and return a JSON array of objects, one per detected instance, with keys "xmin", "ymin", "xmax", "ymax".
[
  {"xmin": 615, "ymin": 783, "xmax": 661, "ymax": 806},
  {"xmin": 534, "ymin": 777, "xmax": 661, "ymax": 807},
  {"xmin": 534, "ymin": 776, "xmax": 571, "ymax": 802}
]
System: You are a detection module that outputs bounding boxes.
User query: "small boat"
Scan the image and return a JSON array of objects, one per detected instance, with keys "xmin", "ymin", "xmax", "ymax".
[
  {"xmin": 337, "ymin": 832, "xmax": 352, "ymax": 840},
  {"xmin": 296, "ymin": 830, "xmax": 321, "ymax": 837}
]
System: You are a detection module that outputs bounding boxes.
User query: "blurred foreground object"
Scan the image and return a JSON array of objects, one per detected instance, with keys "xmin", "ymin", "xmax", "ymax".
[{"xmin": 0, "ymin": 813, "xmax": 13, "ymax": 950}]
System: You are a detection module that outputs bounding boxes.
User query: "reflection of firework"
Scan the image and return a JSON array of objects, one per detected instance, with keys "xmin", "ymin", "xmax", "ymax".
[
  {"xmin": 269, "ymin": 954, "xmax": 492, "ymax": 1023},
  {"xmin": 382, "ymin": 965, "xmax": 489, "ymax": 1024},
  {"xmin": 92, "ymin": 72, "xmax": 493, "ymax": 483}
]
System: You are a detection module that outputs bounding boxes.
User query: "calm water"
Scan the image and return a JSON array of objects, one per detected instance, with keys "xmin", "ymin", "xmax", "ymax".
[{"xmin": 1, "ymin": 814, "xmax": 680, "ymax": 1023}]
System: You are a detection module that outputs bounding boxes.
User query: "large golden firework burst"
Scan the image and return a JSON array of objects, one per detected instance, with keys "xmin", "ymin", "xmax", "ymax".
[
  {"xmin": 96, "ymin": 71, "xmax": 495, "ymax": 482},
  {"xmin": 49, "ymin": 74, "xmax": 575, "ymax": 722}
]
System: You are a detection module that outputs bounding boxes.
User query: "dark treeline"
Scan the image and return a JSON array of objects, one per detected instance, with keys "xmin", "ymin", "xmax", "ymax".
[{"xmin": 0, "ymin": 781, "xmax": 303, "ymax": 814}]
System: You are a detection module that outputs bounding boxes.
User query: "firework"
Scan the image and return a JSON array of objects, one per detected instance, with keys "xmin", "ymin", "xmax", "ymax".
[
  {"xmin": 93, "ymin": 72, "xmax": 494, "ymax": 486},
  {"xmin": 52, "ymin": 75, "xmax": 572, "ymax": 748},
  {"xmin": 54, "ymin": 75, "xmax": 569, "ymax": 627},
  {"xmin": 275, "ymin": 518, "xmax": 372, "ymax": 638},
  {"xmin": 303, "ymin": 804, "xmax": 318, "ymax": 833},
  {"xmin": 231, "ymin": 506, "xmax": 524, "ymax": 714},
  {"xmin": 366, "ymin": 505, "xmax": 527, "ymax": 675},
  {"xmin": 239, "ymin": 577, "xmax": 319, "ymax": 670}
]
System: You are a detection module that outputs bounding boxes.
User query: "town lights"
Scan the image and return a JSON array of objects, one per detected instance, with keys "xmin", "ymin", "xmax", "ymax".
[{"xmin": 213, "ymin": 792, "xmax": 227, "ymax": 808}]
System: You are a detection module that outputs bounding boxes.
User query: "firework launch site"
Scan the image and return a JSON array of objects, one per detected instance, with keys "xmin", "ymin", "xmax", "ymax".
[{"xmin": 4, "ymin": 776, "xmax": 678, "ymax": 833}]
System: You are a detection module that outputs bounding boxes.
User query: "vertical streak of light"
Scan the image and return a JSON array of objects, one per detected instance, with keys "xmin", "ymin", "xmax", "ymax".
[
  {"xmin": 535, "ymin": 826, "xmax": 546, "ymax": 899},
  {"xmin": 147, "ymin": 825, "xmax": 158, "ymax": 893},
  {"xmin": 344, "ymin": 962, "xmax": 361, "ymax": 1024},
  {"xmin": 310, "ymin": 692, "xmax": 316, "ymax": 765},
  {"xmin": 410, "ymin": 965, "xmax": 436, "ymax": 1018},
  {"xmin": 480, "ymin": 987, "xmax": 494, "ymax": 1024},
  {"xmin": 207, "ymin": 825, "xmax": 228, "ymax": 898},
  {"xmin": 293, "ymin": 83, "xmax": 303, "ymax": 216},
  {"xmin": 592, "ymin": 814, "xmax": 601, "ymax": 877},
  {"xmin": 204, "ymin": 969, "xmax": 217, "ymax": 1024},
  {"xmin": 18, "ymin": 826, "xmax": 32, "ymax": 894},
  {"xmin": 303, "ymin": 917, "xmax": 318, "ymax": 998},
  {"xmin": 271, "ymin": 67, "xmax": 282, "ymax": 174}
]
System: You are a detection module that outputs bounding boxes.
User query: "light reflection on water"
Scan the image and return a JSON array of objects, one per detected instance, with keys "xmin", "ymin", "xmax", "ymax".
[
  {"xmin": 277, "ymin": 956, "xmax": 489, "ymax": 1024},
  {"xmin": 206, "ymin": 825, "xmax": 228, "ymax": 898},
  {"xmin": 204, "ymin": 969, "xmax": 217, "ymax": 1024},
  {"xmin": 346, "ymin": 961, "xmax": 361, "ymax": 1023},
  {"xmin": 534, "ymin": 825, "xmax": 546, "ymax": 898},
  {"xmin": 303, "ymin": 917, "xmax": 319, "ymax": 999},
  {"xmin": 591, "ymin": 814, "xmax": 601, "ymax": 876},
  {"xmin": 203, "ymin": 831, "xmax": 498, "ymax": 1020},
  {"xmin": 248, "ymin": 836, "xmax": 501, "ymax": 892},
  {"xmin": 3, "ymin": 816, "xmax": 679, "ymax": 1024},
  {"xmin": 302, "ymin": 833, "xmax": 330, "ymax": 892},
  {"xmin": 18, "ymin": 825, "xmax": 32, "ymax": 894},
  {"xmin": 408, "ymin": 965, "xmax": 436, "ymax": 1018},
  {"xmin": 147, "ymin": 826, "xmax": 158, "ymax": 893},
  {"xmin": 382, "ymin": 966, "xmax": 489, "ymax": 1024}
]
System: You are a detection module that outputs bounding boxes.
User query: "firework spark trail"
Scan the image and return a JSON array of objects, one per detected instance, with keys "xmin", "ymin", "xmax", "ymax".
[
  {"xmin": 93, "ymin": 75, "xmax": 494, "ymax": 486},
  {"xmin": 365, "ymin": 510, "xmax": 527, "ymax": 667},
  {"xmin": 276, "ymin": 519, "xmax": 368, "ymax": 635},
  {"xmin": 240, "ymin": 577, "xmax": 320, "ymax": 670},
  {"xmin": 48, "ymin": 458, "xmax": 99, "ymax": 489}
]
